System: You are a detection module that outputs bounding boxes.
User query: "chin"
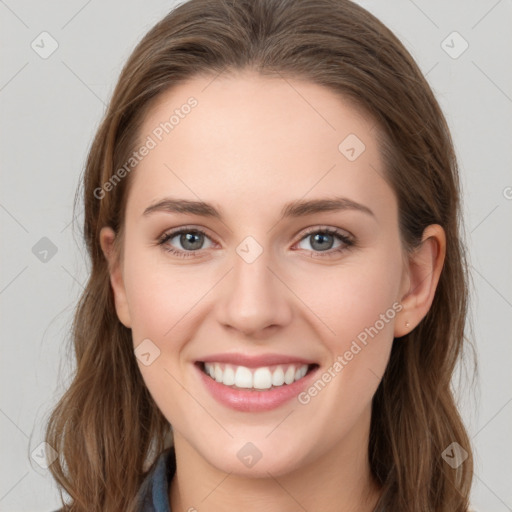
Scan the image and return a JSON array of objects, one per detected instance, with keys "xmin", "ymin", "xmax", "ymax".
[{"xmin": 198, "ymin": 438, "xmax": 310, "ymax": 478}]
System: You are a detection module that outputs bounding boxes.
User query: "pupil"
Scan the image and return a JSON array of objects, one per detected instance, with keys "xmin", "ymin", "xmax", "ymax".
[
  {"xmin": 182, "ymin": 232, "xmax": 203, "ymax": 250},
  {"xmin": 311, "ymin": 233, "xmax": 333, "ymax": 251}
]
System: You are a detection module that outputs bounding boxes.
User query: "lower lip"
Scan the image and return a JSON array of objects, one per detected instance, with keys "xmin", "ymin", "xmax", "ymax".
[{"xmin": 195, "ymin": 362, "xmax": 319, "ymax": 412}]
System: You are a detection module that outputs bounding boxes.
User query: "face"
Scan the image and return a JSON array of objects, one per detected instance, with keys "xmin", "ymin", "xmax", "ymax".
[{"xmin": 102, "ymin": 70, "xmax": 411, "ymax": 477}]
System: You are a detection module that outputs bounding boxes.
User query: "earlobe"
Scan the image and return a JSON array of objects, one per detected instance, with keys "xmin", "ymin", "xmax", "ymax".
[
  {"xmin": 394, "ymin": 224, "xmax": 446, "ymax": 338},
  {"xmin": 99, "ymin": 226, "xmax": 132, "ymax": 328}
]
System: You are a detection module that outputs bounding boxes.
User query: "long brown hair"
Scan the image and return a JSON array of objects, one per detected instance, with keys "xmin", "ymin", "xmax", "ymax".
[{"xmin": 43, "ymin": 0, "xmax": 475, "ymax": 510}]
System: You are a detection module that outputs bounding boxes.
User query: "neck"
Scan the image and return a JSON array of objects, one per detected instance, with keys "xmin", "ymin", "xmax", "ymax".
[{"xmin": 169, "ymin": 414, "xmax": 381, "ymax": 512}]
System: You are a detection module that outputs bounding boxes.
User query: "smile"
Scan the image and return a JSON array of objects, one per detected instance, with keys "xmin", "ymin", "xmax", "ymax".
[
  {"xmin": 195, "ymin": 361, "xmax": 320, "ymax": 412},
  {"xmin": 200, "ymin": 362, "xmax": 314, "ymax": 390}
]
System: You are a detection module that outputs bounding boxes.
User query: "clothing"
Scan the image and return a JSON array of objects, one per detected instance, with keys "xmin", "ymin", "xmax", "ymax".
[
  {"xmin": 50, "ymin": 447, "xmax": 177, "ymax": 512},
  {"xmin": 136, "ymin": 446, "xmax": 177, "ymax": 512}
]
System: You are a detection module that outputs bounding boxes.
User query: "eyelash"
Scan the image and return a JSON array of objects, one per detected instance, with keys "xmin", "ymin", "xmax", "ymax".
[{"xmin": 157, "ymin": 225, "xmax": 355, "ymax": 259}]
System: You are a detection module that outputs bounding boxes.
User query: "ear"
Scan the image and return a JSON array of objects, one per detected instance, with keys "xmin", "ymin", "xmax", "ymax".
[
  {"xmin": 99, "ymin": 226, "xmax": 132, "ymax": 328},
  {"xmin": 394, "ymin": 224, "xmax": 446, "ymax": 338}
]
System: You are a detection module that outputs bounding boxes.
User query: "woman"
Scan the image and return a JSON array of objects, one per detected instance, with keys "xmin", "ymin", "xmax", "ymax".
[{"xmin": 45, "ymin": 0, "xmax": 474, "ymax": 510}]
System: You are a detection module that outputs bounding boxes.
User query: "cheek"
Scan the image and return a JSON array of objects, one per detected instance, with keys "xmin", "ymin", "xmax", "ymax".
[
  {"xmin": 330, "ymin": 256, "xmax": 402, "ymax": 394},
  {"xmin": 289, "ymin": 248, "xmax": 403, "ymax": 402},
  {"xmin": 123, "ymin": 250, "xmax": 202, "ymax": 419},
  {"xmin": 293, "ymin": 268, "xmax": 400, "ymax": 435},
  {"xmin": 123, "ymin": 245, "xmax": 204, "ymax": 341},
  {"xmin": 292, "ymin": 251, "xmax": 402, "ymax": 344}
]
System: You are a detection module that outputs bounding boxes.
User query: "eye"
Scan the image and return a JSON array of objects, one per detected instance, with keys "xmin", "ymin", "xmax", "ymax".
[
  {"xmin": 157, "ymin": 227, "xmax": 214, "ymax": 258},
  {"xmin": 294, "ymin": 227, "xmax": 354, "ymax": 257},
  {"xmin": 157, "ymin": 225, "xmax": 354, "ymax": 259}
]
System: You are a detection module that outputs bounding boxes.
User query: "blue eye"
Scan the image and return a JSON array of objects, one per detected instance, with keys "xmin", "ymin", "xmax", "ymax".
[
  {"xmin": 157, "ymin": 226, "xmax": 354, "ymax": 259},
  {"xmin": 158, "ymin": 227, "xmax": 213, "ymax": 258},
  {"xmin": 295, "ymin": 227, "xmax": 354, "ymax": 256}
]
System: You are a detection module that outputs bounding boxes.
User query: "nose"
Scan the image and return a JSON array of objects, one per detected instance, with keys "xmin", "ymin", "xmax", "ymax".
[{"xmin": 216, "ymin": 246, "xmax": 293, "ymax": 337}]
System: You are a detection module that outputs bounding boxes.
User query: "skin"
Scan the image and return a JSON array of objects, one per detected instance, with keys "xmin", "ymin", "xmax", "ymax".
[{"xmin": 100, "ymin": 70, "xmax": 445, "ymax": 512}]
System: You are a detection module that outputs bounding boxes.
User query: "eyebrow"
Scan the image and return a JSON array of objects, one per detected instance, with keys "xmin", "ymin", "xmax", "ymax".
[{"xmin": 143, "ymin": 196, "xmax": 375, "ymax": 220}]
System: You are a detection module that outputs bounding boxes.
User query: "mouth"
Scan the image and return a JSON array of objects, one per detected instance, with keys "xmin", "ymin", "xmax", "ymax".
[{"xmin": 195, "ymin": 361, "xmax": 320, "ymax": 391}]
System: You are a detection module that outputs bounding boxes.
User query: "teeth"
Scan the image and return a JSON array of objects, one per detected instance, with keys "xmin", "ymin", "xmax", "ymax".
[
  {"xmin": 203, "ymin": 362, "xmax": 310, "ymax": 390},
  {"xmin": 295, "ymin": 365, "xmax": 307, "ymax": 380},
  {"xmin": 272, "ymin": 367, "xmax": 285, "ymax": 386},
  {"xmin": 284, "ymin": 366, "xmax": 295, "ymax": 385},
  {"xmin": 253, "ymin": 367, "xmax": 272, "ymax": 389},
  {"xmin": 223, "ymin": 365, "xmax": 235, "ymax": 385},
  {"xmin": 234, "ymin": 366, "xmax": 253, "ymax": 388}
]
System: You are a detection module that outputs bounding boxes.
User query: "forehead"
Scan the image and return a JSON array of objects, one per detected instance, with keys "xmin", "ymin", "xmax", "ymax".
[{"xmin": 125, "ymin": 70, "xmax": 395, "ymax": 224}]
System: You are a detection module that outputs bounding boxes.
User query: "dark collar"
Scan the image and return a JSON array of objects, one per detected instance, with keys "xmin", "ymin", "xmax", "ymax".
[{"xmin": 136, "ymin": 446, "xmax": 177, "ymax": 512}]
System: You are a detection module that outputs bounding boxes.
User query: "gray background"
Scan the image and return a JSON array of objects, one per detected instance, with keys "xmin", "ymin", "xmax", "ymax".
[{"xmin": 1, "ymin": 0, "xmax": 511, "ymax": 510}]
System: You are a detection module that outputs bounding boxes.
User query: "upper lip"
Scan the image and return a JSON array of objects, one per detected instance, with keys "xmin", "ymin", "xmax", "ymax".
[{"xmin": 197, "ymin": 353, "xmax": 317, "ymax": 368}]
